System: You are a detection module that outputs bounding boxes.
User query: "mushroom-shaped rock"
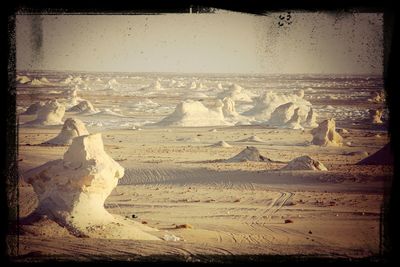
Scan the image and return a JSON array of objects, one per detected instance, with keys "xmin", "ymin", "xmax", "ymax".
[
  {"xmin": 268, "ymin": 102, "xmax": 296, "ymax": 126},
  {"xmin": 22, "ymin": 101, "xmax": 46, "ymax": 115},
  {"xmin": 357, "ymin": 143, "xmax": 393, "ymax": 165},
  {"xmin": 281, "ymin": 156, "xmax": 327, "ymax": 171},
  {"xmin": 26, "ymin": 100, "xmax": 65, "ymax": 125},
  {"xmin": 42, "ymin": 118, "xmax": 89, "ymax": 145},
  {"xmin": 370, "ymin": 109, "xmax": 383, "ymax": 124},
  {"xmin": 303, "ymin": 108, "xmax": 318, "ymax": 128},
  {"xmin": 24, "ymin": 133, "xmax": 159, "ymax": 240},
  {"xmin": 311, "ymin": 119, "xmax": 343, "ymax": 146},
  {"xmin": 225, "ymin": 146, "xmax": 271, "ymax": 162},
  {"xmin": 67, "ymin": 100, "xmax": 97, "ymax": 114}
]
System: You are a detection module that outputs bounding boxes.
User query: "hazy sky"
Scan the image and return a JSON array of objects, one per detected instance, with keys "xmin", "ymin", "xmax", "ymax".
[{"xmin": 15, "ymin": 10, "xmax": 383, "ymax": 74}]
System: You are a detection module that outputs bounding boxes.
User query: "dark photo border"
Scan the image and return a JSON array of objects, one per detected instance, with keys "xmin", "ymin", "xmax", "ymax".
[{"xmin": 2, "ymin": 0, "xmax": 399, "ymax": 266}]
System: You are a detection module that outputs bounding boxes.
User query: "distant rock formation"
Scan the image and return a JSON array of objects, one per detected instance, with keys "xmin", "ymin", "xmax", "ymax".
[
  {"xmin": 237, "ymin": 135, "xmax": 266, "ymax": 143},
  {"xmin": 311, "ymin": 119, "xmax": 343, "ymax": 146},
  {"xmin": 222, "ymin": 97, "xmax": 239, "ymax": 117},
  {"xmin": 285, "ymin": 107, "xmax": 304, "ymax": 130},
  {"xmin": 369, "ymin": 109, "xmax": 383, "ymax": 124},
  {"xmin": 16, "ymin": 75, "xmax": 31, "ymax": 84},
  {"xmin": 303, "ymin": 108, "xmax": 318, "ymax": 128},
  {"xmin": 42, "ymin": 118, "xmax": 89, "ymax": 145},
  {"xmin": 217, "ymin": 84, "xmax": 254, "ymax": 102},
  {"xmin": 209, "ymin": 141, "xmax": 232, "ymax": 148},
  {"xmin": 281, "ymin": 155, "xmax": 327, "ymax": 171},
  {"xmin": 368, "ymin": 91, "xmax": 385, "ymax": 103},
  {"xmin": 153, "ymin": 100, "xmax": 231, "ymax": 127},
  {"xmin": 67, "ymin": 100, "xmax": 97, "ymax": 114},
  {"xmin": 225, "ymin": 146, "xmax": 271, "ymax": 162},
  {"xmin": 243, "ymin": 91, "xmax": 311, "ymax": 121},
  {"xmin": 268, "ymin": 102, "xmax": 296, "ymax": 126},
  {"xmin": 25, "ymin": 100, "xmax": 65, "ymax": 126},
  {"xmin": 22, "ymin": 101, "xmax": 45, "ymax": 115}
]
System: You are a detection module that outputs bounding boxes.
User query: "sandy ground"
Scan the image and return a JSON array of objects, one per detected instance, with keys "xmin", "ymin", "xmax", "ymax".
[
  {"xmin": 12, "ymin": 122, "xmax": 392, "ymax": 261},
  {"xmin": 10, "ymin": 75, "xmax": 392, "ymax": 261}
]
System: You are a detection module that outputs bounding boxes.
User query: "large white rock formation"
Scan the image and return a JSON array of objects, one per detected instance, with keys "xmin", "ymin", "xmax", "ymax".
[
  {"xmin": 311, "ymin": 119, "xmax": 343, "ymax": 146},
  {"xmin": 242, "ymin": 91, "xmax": 311, "ymax": 121},
  {"xmin": 24, "ymin": 133, "xmax": 159, "ymax": 240},
  {"xmin": 25, "ymin": 100, "xmax": 65, "ymax": 126},
  {"xmin": 268, "ymin": 102, "xmax": 296, "ymax": 126},
  {"xmin": 154, "ymin": 100, "xmax": 232, "ymax": 127}
]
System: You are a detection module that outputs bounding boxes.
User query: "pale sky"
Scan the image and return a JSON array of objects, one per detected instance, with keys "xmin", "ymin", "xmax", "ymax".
[{"xmin": 15, "ymin": 10, "xmax": 384, "ymax": 74}]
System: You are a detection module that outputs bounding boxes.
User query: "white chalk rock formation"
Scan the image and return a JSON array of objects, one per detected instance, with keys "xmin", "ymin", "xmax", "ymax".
[
  {"xmin": 67, "ymin": 100, "xmax": 97, "ymax": 114},
  {"xmin": 16, "ymin": 75, "xmax": 31, "ymax": 84},
  {"xmin": 189, "ymin": 81, "xmax": 197, "ymax": 89},
  {"xmin": 370, "ymin": 109, "xmax": 383, "ymax": 124},
  {"xmin": 61, "ymin": 75, "xmax": 74, "ymax": 85},
  {"xmin": 268, "ymin": 102, "xmax": 296, "ymax": 126},
  {"xmin": 154, "ymin": 100, "xmax": 231, "ymax": 127},
  {"xmin": 311, "ymin": 119, "xmax": 343, "ymax": 146},
  {"xmin": 150, "ymin": 80, "xmax": 162, "ymax": 90},
  {"xmin": 22, "ymin": 101, "xmax": 45, "ymax": 115},
  {"xmin": 368, "ymin": 91, "xmax": 385, "ymax": 103},
  {"xmin": 281, "ymin": 155, "xmax": 327, "ymax": 171},
  {"xmin": 30, "ymin": 79, "xmax": 43, "ymax": 86},
  {"xmin": 26, "ymin": 100, "xmax": 65, "ymax": 125},
  {"xmin": 40, "ymin": 77, "xmax": 50, "ymax": 84},
  {"xmin": 222, "ymin": 97, "xmax": 239, "ymax": 117},
  {"xmin": 296, "ymin": 89, "xmax": 305, "ymax": 98},
  {"xmin": 24, "ymin": 133, "xmax": 159, "ymax": 240},
  {"xmin": 242, "ymin": 91, "xmax": 311, "ymax": 121},
  {"xmin": 225, "ymin": 146, "xmax": 270, "ymax": 162},
  {"xmin": 42, "ymin": 118, "xmax": 89, "ymax": 145},
  {"xmin": 209, "ymin": 141, "xmax": 232, "ymax": 148},
  {"xmin": 63, "ymin": 88, "xmax": 80, "ymax": 106},
  {"xmin": 284, "ymin": 108, "xmax": 304, "ymax": 130},
  {"xmin": 237, "ymin": 135, "xmax": 266, "ymax": 143},
  {"xmin": 303, "ymin": 108, "xmax": 318, "ymax": 128},
  {"xmin": 217, "ymin": 84, "xmax": 254, "ymax": 102}
]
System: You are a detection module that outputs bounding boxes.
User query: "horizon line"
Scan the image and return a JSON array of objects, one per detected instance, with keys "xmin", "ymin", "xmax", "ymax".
[{"xmin": 16, "ymin": 69, "xmax": 383, "ymax": 76}]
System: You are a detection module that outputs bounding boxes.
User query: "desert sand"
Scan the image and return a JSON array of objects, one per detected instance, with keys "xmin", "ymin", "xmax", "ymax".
[{"xmin": 11, "ymin": 72, "xmax": 392, "ymax": 262}]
